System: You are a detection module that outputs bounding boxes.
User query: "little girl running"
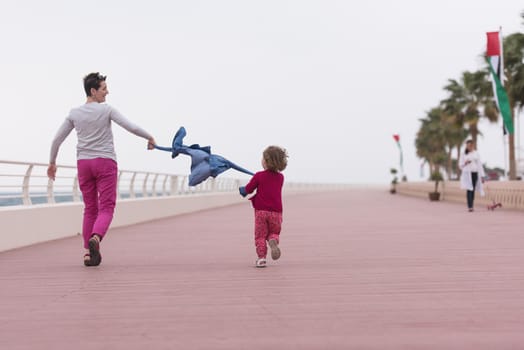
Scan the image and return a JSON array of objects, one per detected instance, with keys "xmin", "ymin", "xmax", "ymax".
[{"xmin": 239, "ymin": 146, "xmax": 288, "ymax": 268}]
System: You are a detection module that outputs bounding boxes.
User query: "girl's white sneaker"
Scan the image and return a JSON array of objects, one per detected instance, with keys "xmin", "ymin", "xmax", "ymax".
[
  {"xmin": 268, "ymin": 239, "xmax": 281, "ymax": 260},
  {"xmin": 255, "ymin": 258, "xmax": 267, "ymax": 268}
]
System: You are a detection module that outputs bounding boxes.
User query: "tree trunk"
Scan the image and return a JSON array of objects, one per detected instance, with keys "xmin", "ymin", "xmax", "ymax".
[
  {"xmin": 509, "ymin": 132, "xmax": 517, "ymax": 179},
  {"xmin": 505, "ymin": 76, "xmax": 517, "ymax": 180},
  {"xmin": 456, "ymin": 145, "xmax": 462, "ymax": 179},
  {"xmin": 446, "ymin": 147, "xmax": 453, "ymax": 180},
  {"xmin": 470, "ymin": 123, "xmax": 479, "ymax": 146},
  {"xmin": 428, "ymin": 161, "xmax": 435, "ymax": 179},
  {"xmin": 509, "ymin": 102, "xmax": 517, "ymax": 180}
]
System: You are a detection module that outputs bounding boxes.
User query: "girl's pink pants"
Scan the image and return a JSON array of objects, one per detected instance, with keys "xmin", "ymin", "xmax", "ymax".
[{"xmin": 254, "ymin": 210, "xmax": 282, "ymax": 258}]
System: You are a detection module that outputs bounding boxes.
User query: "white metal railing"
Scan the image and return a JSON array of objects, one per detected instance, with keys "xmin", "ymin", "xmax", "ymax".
[
  {"xmin": 0, "ymin": 160, "xmax": 352, "ymax": 207},
  {"xmin": 0, "ymin": 160, "xmax": 243, "ymax": 207}
]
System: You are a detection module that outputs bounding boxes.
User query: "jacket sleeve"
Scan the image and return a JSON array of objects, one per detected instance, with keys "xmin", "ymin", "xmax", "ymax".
[
  {"xmin": 244, "ymin": 173, "xmax": 259, "ymax": 194},
  {"xmin": 477, "ymin": 155, "xmax": 486, "ymax": 177},
  {"xmin": 49, "ymin": 118, "xmax": 74, "ymax": 164},
  {"xmin": 109, "ymin": 106, "xmax": 153, "ymax": 140},
  {"xmin": 458, "ymin": 152, "xmax": 467, "ymax": 170}
]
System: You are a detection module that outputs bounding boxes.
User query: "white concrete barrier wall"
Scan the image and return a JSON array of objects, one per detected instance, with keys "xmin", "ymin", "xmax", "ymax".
[
  {"xmin": 0, "ymin": 158, "xmax": 353, "ymax": 252},
  {"xmin": 0, "ymin": 183, "xmax": 353, "ymax": 253},
  {"xmin": 0, "ymin": 193, "xmax": 244, "ymax": 253},
  {"xmin": 396, "ymin": 180, "xmax": 524, "ymax": 210}
]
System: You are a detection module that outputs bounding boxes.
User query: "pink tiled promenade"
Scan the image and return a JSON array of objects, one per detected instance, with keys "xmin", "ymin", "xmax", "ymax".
[{"xmin": 2, "ymin": 189, "xmax": 524, "ymax": 349}]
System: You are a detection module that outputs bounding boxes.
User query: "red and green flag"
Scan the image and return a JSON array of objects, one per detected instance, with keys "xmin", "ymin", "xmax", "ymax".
[
  {"xmin": 393, "ymin": 134, "xmax": 403, "ymax": 174},
  {"xmin": 486, "ymin": 30, "xmax": 514, "ymax": 134}
]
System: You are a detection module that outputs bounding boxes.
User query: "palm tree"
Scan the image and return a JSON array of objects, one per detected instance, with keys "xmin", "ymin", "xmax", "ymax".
[
  {"xmin": 441, "ymin": 111, "xmax": 469, "ymax": 179},
  {"xmin": 441, "ymin": 70, "xmax": 498, "ymax": 178},
  {"xmin": 434, "ymin": 107, "xmax": 468, "ymax": 179},
  {"xmin": 501, "ymin": 32, "xmax": 524, "ymax": 179},
  {"xmin": 415, "ymin": 108, "xmax": 448, "ymax": 178},
  {"xmin": 442, "ymin": 70, "xmax": 498, "ymax": 146},
  {"xmin": 440, "ymin": 80, "xmax": 468, "ymax": 176}
]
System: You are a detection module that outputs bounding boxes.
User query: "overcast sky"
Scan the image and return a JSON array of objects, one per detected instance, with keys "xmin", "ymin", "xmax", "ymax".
[{"xmin": 1, "ymin": 0, "xmax": 523, "ymax": 184}]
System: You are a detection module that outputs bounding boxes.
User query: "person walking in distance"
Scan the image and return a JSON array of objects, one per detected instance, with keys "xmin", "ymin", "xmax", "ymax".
[
  {"xmin": 459, "ymin": 140, "xmax": 485, "ymax": 212},
  {"xmin": 47, "ymin": 72, "xmax": 156, "ymax": 266}
]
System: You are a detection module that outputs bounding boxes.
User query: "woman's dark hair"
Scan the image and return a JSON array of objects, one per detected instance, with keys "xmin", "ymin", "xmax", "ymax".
[
  {"xmin": 83, "ymin": 72, "xmax": 106, "ymax": 97},
  {"xmin": 465, "ymin": 140, "xmax": 473, "ymax": 155}
]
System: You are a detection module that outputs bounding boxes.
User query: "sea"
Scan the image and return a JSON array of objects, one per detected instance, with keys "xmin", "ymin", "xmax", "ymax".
[{"xmin": 0, "ymin": 192, "xmax": 139, "ymax": 207}]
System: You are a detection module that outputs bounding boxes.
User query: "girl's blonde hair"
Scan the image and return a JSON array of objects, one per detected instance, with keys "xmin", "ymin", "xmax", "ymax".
[{"xmin": 263, "ymin": 146, "xmax": 288, "ymax": 172}]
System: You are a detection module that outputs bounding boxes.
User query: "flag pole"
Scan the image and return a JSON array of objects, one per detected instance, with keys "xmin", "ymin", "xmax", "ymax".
[
  {"xmin": 503, "ymin": 131, "xmax": 508, "ymax": 179},
  {"xmin": 500, "ymin": 26, "xmax": 509, "ymax": 179},
  {"xmin": 488, "ymin": 27, "xmax": 513, "ymax": 179},
  {"xmin": 399, "ymin": 142, "xmax": 404, "ymax": 179},
  {"xmin": 518, "ymin": 108, "xmax": 521, "ymax": 177},
  {"xmin": 500, "ymin": 26, "xmax": 514, "ymax": 179},
  {"xmin": 393, "ymin": 134, "xmax": 404, "ymax": 179}
]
